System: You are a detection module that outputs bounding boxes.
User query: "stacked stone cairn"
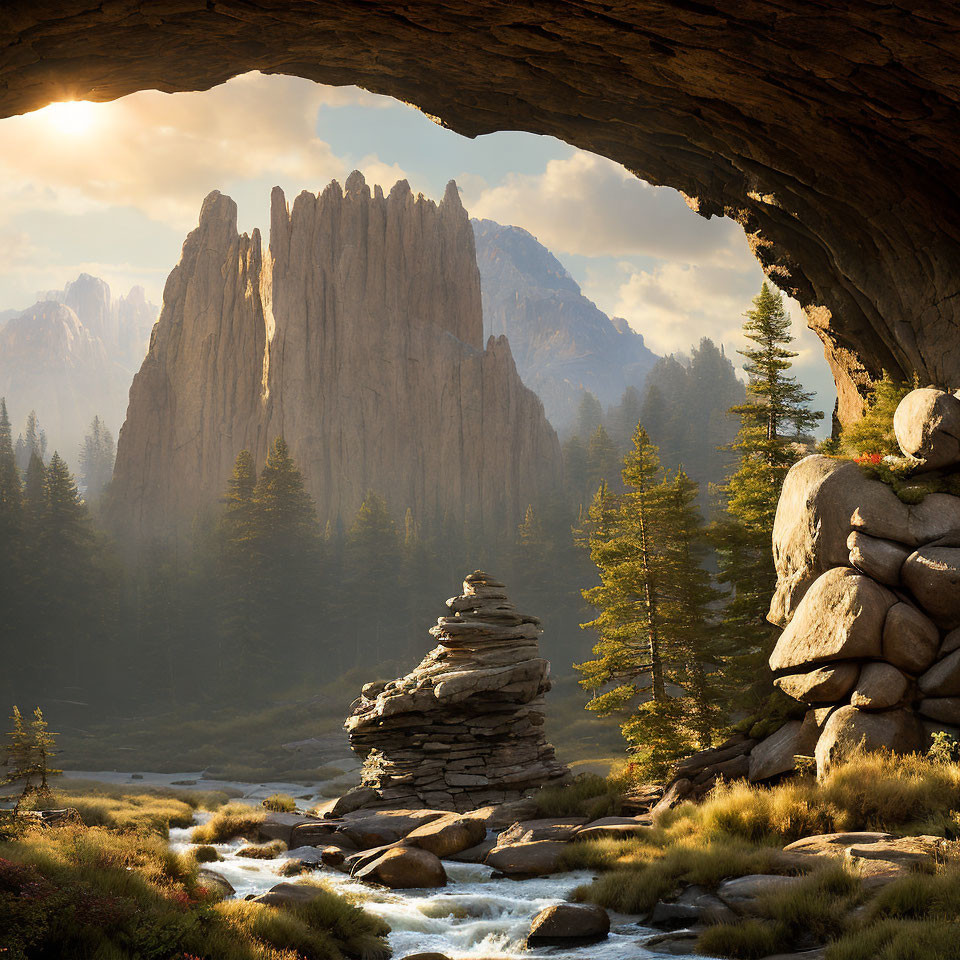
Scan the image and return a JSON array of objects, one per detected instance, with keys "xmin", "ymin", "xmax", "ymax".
[
  {"xmin": 344, "ymin": 571, "xmax": 570, "ymax": 811},
  {"xmin": 767, "ymin": 386, "xmax": 960, "ymax": 777}
]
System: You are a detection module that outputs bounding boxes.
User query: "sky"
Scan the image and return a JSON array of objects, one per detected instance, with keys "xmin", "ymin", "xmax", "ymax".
[{"xmin": 0, "ymin": 71, "xmax": 836, "ymax": 423}]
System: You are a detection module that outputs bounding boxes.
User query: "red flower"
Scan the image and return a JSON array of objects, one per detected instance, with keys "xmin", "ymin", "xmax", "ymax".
[{"xmin": 855, "ymin": 452, "xmax": 883, "ymax": 465}]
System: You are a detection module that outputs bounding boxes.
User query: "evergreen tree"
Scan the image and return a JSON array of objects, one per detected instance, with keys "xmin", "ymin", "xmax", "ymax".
[
  {"xmin": 0, "ymin": 399, "xmax": 23, "ymax": 704},
  {"xmin": 14, "ymin": 411, "xmax": 46, "ymax": 473},
  {"xmin": 562, "ymin": 435, "xmax": 589, "ymax": 506},
  {"xmin": 576, "ymin": 391, "xmax": 604, "ymax": 441},
  {"xmin": 29, "ymin": 708, "xmax": 59, "ymax": 793},
  {"xmin": 586, "ymin": 424, "xmax": 620, "ymax": 493},
  {"xmin": 78, "ymin": 416, "xmax": 115, "ymax": 500},
  {"xmin": 829, "ymin": 371, "xmax": 912, "ymax": 459},
  {"xmin": 345, "ymin": 492, "xmax": 401, "ymax": 665},
  {"xmin": 2, "ymin": 707, "xmax": 34, "ymax": 812},
  {"xmin": 577, "ymin": 428, "xmax": 724, "ymax": 776},
  {"xmin": 712, "ymin": 282, "xmax": 824, "ymax": 696},
  {"xmin": 608, "ymin": 385, "xmax": 643, "ymax": 449}
]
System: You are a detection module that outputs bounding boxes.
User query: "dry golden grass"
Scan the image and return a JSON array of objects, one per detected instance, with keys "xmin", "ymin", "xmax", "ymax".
[{"xmin": 191, "ymin": 802, "xmax": 266, "ymax": 843}]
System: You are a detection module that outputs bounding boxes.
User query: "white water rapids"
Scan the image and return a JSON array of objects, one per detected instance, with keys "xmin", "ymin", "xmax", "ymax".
[{"xmin": 69, "ymin": 771, "xmax": 706, "ymax": 959}]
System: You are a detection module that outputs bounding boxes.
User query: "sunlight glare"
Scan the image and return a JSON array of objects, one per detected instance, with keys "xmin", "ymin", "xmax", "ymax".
[{"xmin": 37, "ymin": 100, "xmax": 99, "ymax": 135}]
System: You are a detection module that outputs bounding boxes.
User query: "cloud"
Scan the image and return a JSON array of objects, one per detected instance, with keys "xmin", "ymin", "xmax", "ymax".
[
  {"xmin": 470, "ymin": 151, "xmax": 743, "ymax": 264},
  {"xmin": 0, "ymin": 73, "xmax": 402, "ymax": 230}
]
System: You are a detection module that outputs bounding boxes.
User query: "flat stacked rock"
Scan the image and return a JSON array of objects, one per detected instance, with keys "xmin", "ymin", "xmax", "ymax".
[
  {"xmin": 768, "ymin": 387, "xmax": 960, "ymax": 777},
  {"xmin": 344, "ymin": 571, "xmax": 570, "ymax": 811}
]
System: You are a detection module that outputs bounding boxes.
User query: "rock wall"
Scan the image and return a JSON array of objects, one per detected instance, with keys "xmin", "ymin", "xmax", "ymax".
[
  {"xmin": 769, "ymin": 388, "xmax": 960, "ymax": 776},
  {"xmin": 345, "ymin": 571, "xmax": 570, "ymax": 811},
  {"xmin": 108, "ymin": 174, "xmax": 560, "ymax": 539}
]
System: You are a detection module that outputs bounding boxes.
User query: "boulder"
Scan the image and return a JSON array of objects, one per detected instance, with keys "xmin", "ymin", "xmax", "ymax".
[
  {"xmin": 484, "ymin": 839, "xmax": 568, "ymax": 876},
  {"xmin": 641, "ymin": 930, "xmax": 701, "ymax": 955},
  {"xmin": 404, "ymin": 813, "xmax": 487, "ymax": 857},
  {"xmin": 251, "ymin": 882, "xmax": 328, "ymax": 907},
  {"xmin": 526, "ymin": 903, "xmax": 610, "ymax": 946},
  {"xmin": 902, "ymin": 547, "xmax": 960, "ymax": 629},
  {"xmin": 941, "ymin": 627, "xmax": 960, "ymax": 656},
  {"xmin": 882, "ymin": 602, "xmax": 941, "ymax": 674},
  {"xmin": 401, "ymin": 955, "xmax": 450, "ymax": 960},
  {"xmin": 337, "ymin": 809, "xmax": 447, "ymax": 848},
  {"xmin": 775, "ymin": 663, "xmax": 859, "ymax": 703},
  {"xmin": 497, "ymin": 817, "xmax": 586, "ymax": 844},
  {"xmin": 893, "ymin": 387, "xmax": 960, "ymax": 470},
  {"xmin": 463, "ymin": 798, "xmax": 538, "ymax": 829},
  {"xmin": 769, "ymin": 457, "xmax": 903, "ymax": 626},
  {"xmin": 769, "ymin": 568, "xmax": 896, "ymax": 672},
  {"xmin": 850, "ymin": 662, "xmax": 909, "ymax": 709},
  {"xmin": 847, "ymin": 530, "xmax": 910, "ymax": 586},
  {"xmin": 716, "ymin": 874, "xmax": 806, "ymax": 913},
  {"xmin": 353, "ymin": 845, "xmax": 447, "ymax": 888},
  {"xmin": 918, "ymin": 697, "xmax": 960, "ymax": 723},
  {"xmin": 446, "ymin": 836, "xmax": 498, "ymax": 862},
  {"xmin": 905, "ymin": 493, "xmax": 960, "ymax": 544},
  {"xmin": 282, "ymin": 845, "xmax": 326, "ymax": 865},
  {"xmin": 919, "ymin": 648, "xmax": 960, "ymax": 696},
  {"xmin": 574, "ymin": 817, "xmax": 652, "ymax": 841},
  {"xmin": 814, "ymin": 705, "xmax": 924, "ymax": 776},
  {"xmin": 748, "ymin": 714, "xmax": 818, "ymax": 782},
  {"xmin": 784, "ymin": 832, "xmax": 896, "ymax": 857},
  {"xmin": 197, "ymin": 867, "xmax": 235, "ymax": 899},
  {"xmin": 258, "ymin": 811, "xmax": 329, "ymax": 846},
  {"xmin": 314, "ymin": 786, "xmax": 377, "ymax": 818},
  {"xmin": 844, "ymin": 834, "xmax": 943, "ymax": 865}
]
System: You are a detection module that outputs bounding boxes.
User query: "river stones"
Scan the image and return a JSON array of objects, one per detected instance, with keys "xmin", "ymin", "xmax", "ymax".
[
  {"xmin": 345, "ymin": 571, "xmax": 569, "ymax": 811},
  {"xmin": 484, "ymin": 839, "xmax": 568, "ymax": 876},
  {"xmin": 353, "ymin": 845, "xmax": 447, "ymax": 889},
  {"xmin": 404, "ymin": 813, "xmax": 486, "ymax": 857},
  {"xmin": 526, "ymin": 903, "xmax": 610, "ymax": 946}
]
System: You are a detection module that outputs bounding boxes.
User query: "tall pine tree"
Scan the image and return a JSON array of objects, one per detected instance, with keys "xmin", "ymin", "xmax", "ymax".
[{"xmin": 713, "ymin": 282, "xmax": 823, "ymax": 698}]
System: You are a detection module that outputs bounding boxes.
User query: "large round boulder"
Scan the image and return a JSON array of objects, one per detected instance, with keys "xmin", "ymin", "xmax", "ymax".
[
  {"xmin": 484, "ymin": 839, "xmax": 567, "ymax": 876},
  {"xmin": 847, "ymin": 530, "xmax": 910, "ymax": 586},
  {"xmin": 404, "ymin": 813, "xmax": 487, "ymax": 858},
  {"xmin": 775, "ymin": 663, "xmax": 859, "ymax": 703},
  {"xmin": 882, "ymin": 602, "xmax": 940, "ymax": 674},
  {"xmin": 919, "ymin": 648, "xmax": 960, "ymax": 696},
  {"xmin": 893, "ymin": 387, "xmax": 960, "ymax": 470},
  {"xmin": 353, "ymin": 845, "xmax": 447, "ymax": 889},
  {"xmin": 814, "ymin": 705, "xmax": 924, "ymax": 777},
  {"xmin": 769, "ymin": 457, "xmax": 906, "ymax": 626},
  {"xmin": 849, "ymin": 662, "xmax": 909, "ymax": 710},
  {"xmin": 902, "ymin": 547, "xmax": 960, "ymax": 629},
  {"xmin": 526, "ymin": 903, "xmax": 610, "ymax": 946},
  {"xmin": 769, "ymin": 567, "xmax": 896, "ymax": 672}
]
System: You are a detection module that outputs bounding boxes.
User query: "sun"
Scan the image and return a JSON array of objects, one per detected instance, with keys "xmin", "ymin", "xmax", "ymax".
[{"xmin": 37, "ymin": 100, "xmax": 99, "ymax": 135}]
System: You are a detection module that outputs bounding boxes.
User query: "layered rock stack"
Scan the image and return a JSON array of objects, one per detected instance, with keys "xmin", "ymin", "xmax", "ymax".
[
  {"xmin": 345, "ymin": 571, "xmax": 570, "ymax": 811},
  {"xmin": 769, "ymin": 387, "xmax": 960, "ymax": 777}
]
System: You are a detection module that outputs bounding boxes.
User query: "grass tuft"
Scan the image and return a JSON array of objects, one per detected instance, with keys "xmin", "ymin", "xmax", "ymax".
[{"xmin": 191, "ymin": 803, "xmax": 265, "ymax": 843}]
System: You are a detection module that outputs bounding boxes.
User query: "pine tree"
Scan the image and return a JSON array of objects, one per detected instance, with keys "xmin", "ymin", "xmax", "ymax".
[
  {"xmin": 609, "ymin": 385, "xmax": 643, "ymax": 449},
  {"xmin": 0, "ymin": 400, "xmax": 24, "ymax": 704},
  {"xmin": 586, "ymin": 424, "xmax": 620, "ymax": 493},
  {"xmin": 77, "ymin": 416, "xmax": 115, "ymax": 499},
  {"xmin": 14, "ymin": 411, "xmax": 46, "ymax": 473},
  {"xmin": 29, "ymin": 708, "xmax": 59, "ymax": 793},
  {"xmin": 2, "ymin": 706, "xmax": 34, "ymax": 811},
  {"xmin": 346, "ymin": 492, "xmax": 401, "ymax": 665},
  {"xmin": 713, "ymin": 282, "xmax": 824, "ymax": 697},
  {"xmin": 577, "ymin": 428, "xmax": 724, "ymax": 776},
  {"xmin": 576, "ymin": 391, "xmax": 603, "ymax": 440},
  {"xmin": 830, "ymin": 371, "xmax": 912, "ymax": 459},
  {"xmin": 562, "ymin": 435, "xmax": 589, "ymax": 506}
]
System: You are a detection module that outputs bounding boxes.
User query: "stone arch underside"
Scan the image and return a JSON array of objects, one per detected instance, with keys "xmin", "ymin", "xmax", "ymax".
[{"xmin": 3, "ymin": 1, "xmax": 960, "ymax": 423}]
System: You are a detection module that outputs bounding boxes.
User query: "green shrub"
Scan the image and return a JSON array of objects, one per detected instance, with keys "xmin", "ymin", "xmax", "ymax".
[{"xmin": 194, "ymin": 844, "xmax": 222, "ymax": 863}]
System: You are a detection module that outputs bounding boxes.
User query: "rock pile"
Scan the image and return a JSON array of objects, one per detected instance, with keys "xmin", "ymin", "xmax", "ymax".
[
  {"xmin": 344, "ymin": 571, "xmax": 570, "ymax": 810},
  {"xmin": 768, "ymin": 386, "xmax": 960, "ymax": 776}
]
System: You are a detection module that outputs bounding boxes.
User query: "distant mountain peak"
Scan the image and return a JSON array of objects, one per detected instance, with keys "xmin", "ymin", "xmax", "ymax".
[{"xmin": 471, "ymin": 218, "xmax": 657, "ymax": 431}]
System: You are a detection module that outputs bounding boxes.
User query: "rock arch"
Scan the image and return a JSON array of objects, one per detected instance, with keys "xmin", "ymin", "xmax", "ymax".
[{"xmin": 4, "ymin": 2, "xmax": 960, "ymax": 420}]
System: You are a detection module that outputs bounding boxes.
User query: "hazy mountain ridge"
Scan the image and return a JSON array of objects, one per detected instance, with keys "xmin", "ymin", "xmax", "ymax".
[
  {"xmin": 0, "ymin": 275, "xmax": 158, "ymax": 454},
  {"xmin": 472, "ymin": 218, "xmax": 658, "ymax": 432}
]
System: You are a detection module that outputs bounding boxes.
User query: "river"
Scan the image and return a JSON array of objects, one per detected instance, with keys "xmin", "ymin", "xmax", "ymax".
[{"xmin": 67, "ymin": 771, "xmax": 702, "ymax": 959}]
